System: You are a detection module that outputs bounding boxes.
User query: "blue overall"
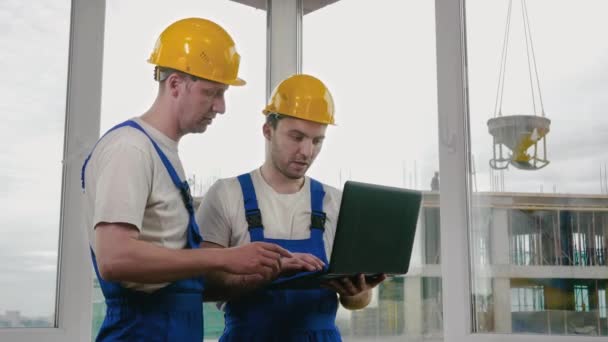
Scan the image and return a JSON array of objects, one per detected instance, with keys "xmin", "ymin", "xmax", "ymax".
[
  {"xmin": 220, "ymin": 173, "xmax": 341, "ymax": 342},
  {"xmin": 82, "ymin": 120, "xmax": 205, "ymax": 342}
]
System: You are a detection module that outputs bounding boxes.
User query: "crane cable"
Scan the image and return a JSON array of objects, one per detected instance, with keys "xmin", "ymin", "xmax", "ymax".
[{"xmin": 493, "ymin": 0, "xmax": 545, "ymax": 118}]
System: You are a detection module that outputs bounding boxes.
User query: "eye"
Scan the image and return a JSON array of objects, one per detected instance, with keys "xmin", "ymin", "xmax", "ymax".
[
  {"xmin": 204, "ymin": 89, "xmax": 217, "ymax": 97},
  {"xmin": 289, "ymin": 133, "xmax": 304, "ymax": 142},
  {"xmin": 313, "ymin": 137, "xmax": 325, "ymax": 145}
]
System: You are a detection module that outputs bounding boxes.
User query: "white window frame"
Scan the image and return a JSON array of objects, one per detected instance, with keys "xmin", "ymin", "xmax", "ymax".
[
  {"xmin": 0, "ymin": 0, "xmax": 104, "ymax": 341},
  {"xmin": 435, "ymin": 0, "xmax": 605, "ymax": 341},
  {"xmin": 3, "ymin": 0, "xmax": 605, "ymax": 341}
]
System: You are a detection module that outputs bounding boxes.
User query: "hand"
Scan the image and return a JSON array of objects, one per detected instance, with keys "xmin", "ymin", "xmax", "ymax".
[
  {"xmin": 222, "ymin": 242, "xmax": 292, "ymax": 281},
  {"xmin": 322, "ymin": 273, "xmax": 387, "ymax": 297},
  {"xmin": 280, "ymin": 253, "xmax": 325, "ymax": 276}
]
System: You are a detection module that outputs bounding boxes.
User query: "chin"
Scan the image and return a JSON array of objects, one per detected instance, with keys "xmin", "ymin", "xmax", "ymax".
[
  {"xmin": 195, "ymin": 124, "xmax": 209, "ymax": 134},
  {"xmin": 286, "ymin": 169, "xmax": 307, "ymax": 179}
]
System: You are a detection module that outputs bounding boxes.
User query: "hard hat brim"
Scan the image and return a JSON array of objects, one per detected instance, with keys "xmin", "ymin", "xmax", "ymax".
[{"xmin": 226, "ymin": 77, "xmax": 246, "ymax": 86}]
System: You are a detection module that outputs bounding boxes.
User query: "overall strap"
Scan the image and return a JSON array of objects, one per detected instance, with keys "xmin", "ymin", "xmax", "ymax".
[
  {"xmin": 237, "ymin": 173, "xmax": 264, "ymax": 242},
  {"xmin": 309, "ymin": 178, "xmax": 328, "ymax": 260},
  {"xmin": 81, "ymin": 120, "xmax": 134, "ymax": 189},
  {"xmin": 82, "ymin": 119, "xmax": 202, "ymax": 248}
]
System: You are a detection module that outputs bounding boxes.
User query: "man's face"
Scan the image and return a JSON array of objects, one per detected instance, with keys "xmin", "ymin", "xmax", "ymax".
[
  {"xmin": 177, "ymin": 77, "xmax": 228, "ymax": 135},
  {"xmin": 265, "ymin": 116, "xmax": 327, "ymax": 180}
]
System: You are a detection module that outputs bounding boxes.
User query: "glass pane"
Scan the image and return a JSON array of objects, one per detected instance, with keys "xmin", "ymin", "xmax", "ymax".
[
  {"xmin": 97, "ymin": 1, "xmax": 265, "ymax": 340},
  {"xmin": 304, "ymin": 0, "xmax": 441, "ymax": 340},
  {"xmin": 466, "ymin": 0, "xmax": 608, "ymax": 336},
  {"xmin": 0, "ymin": 0, "xmax": 71, "ymax": 329}
]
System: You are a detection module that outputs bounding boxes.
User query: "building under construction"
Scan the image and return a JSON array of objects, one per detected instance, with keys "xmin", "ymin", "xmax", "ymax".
[{"xmin": 342, "ymin": 191, "xmax": 607, "ymax": 340}]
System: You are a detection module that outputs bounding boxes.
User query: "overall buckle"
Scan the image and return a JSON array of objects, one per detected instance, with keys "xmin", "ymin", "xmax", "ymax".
[
  {"xmin": 310, "ymin": 211, "xmax": 326, "ymax": 231},
  {"xmin": 246, "ymin": 209, "xmax": 263, "ymax": 228}
]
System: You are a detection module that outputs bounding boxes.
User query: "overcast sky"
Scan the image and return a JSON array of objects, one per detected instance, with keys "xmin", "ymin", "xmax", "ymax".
[{"xmin": 1, "ymin": 0, "xmax": 607, "ymax": 321}]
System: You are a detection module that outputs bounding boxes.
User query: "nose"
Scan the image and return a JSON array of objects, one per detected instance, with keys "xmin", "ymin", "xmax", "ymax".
[
  {"xmin": 212, "ymin": 95, "xmax": 226, "ymax": 114},
  {"xmin": 299, "ymin": 139, "xmax": 314, "ymax": 159}
]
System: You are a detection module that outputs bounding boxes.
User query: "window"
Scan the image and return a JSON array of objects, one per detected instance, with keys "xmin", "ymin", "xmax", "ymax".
[
  {"xmin": 595, "ymin": 235, "xmax": 606, "ymax": 265},
  {"xmin": 512, "ymin": 234, "xmax": 538, "ymax": 266},
  {"xmin": 599, "ymin": 289, "xmax": 607, "ymax": 319},
  {"xmin": 304, "ymin": 0, "xmax": 440, "ymax": 339},
  {"xmin": 466, "ymin": 0, "xmax": 608, "ymax": 336},
  {"xmin": 574, "ymin": 285, "xmax": 590, "ymax": 312},
  {"xmin": 0, "ymin": 0, "xmax": 71, "ymax": 329},
  {"xmin": 511, "ymin": 286, "xmax": 544, "ymax": 312},
  {"xmin": 572, "ymin": 233, "xmax": 589, "ymax": 266}
]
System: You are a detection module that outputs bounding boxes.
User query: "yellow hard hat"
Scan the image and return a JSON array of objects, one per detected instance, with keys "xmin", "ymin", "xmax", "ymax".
[
  {"xmin": 263, "ymin": 74, "xmax": 335, "ymax": 125},
  {"xmin": 148, "ymin": 18, "xmax": 245, "ymax": 86}
]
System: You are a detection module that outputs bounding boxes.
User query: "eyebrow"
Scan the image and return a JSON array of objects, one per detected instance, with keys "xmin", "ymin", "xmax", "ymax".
[{"xmin": 287, "ymin": 129, "xmax": 325, "ymax": 140}]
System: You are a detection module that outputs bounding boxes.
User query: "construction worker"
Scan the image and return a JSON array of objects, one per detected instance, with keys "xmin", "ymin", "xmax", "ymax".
[
  {"xmin": 197, "ymin": 74, "xmax": 386, "ymax": 341},
  {"xmin": 82, "ymin": 18, "xmax": 291, "ymax": 342}
]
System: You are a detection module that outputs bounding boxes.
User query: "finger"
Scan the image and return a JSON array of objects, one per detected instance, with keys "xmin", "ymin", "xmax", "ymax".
[
  {"xmin": 339, "ymin": 277, "xmax": 359, "ymax": 296},
  {"xmin": 303, "ymin": 254, "xmax": 325, "ymax": 269},
  {"xmin": 329, "ymin": 279, "xmax": 350, "ymax": 295},
  {"xmin": 296, "ymin": 259, "xmax": 317, "ymax": 272},
  {"xmin": 296, "ymin": 255, "xmax": 323, "ymax": 271},
  {"xmin": 260, "ymin": 242, "xmax": 292, "ymax": 258},
  {"xmin": 241, "ymin": 273, "xmax": 266, "ymax": 286},
  {"xmin": 322, "ymin": 280, "xmax": 344, "ymax": 293},
  {"xmin": 281, "ymin": 258, "xmax": 305, "ymax": 273},
  {"xmin": 257, "ymin": 250, "xmax": 283, "ymax": 271},
  {"xmin": 367, "ymin": 274, "xmax": 387, "ymax": 287},
  {"xmin": 298, "ymin": 253, "xmax": 324, "ymax": 265},
  {"xmin": 353, "ymin": 273, "xmax": 365, "ymax": 287},
  {"xmin": 257, "ymin": 254, "xmax": 281, "ymax": 275}
]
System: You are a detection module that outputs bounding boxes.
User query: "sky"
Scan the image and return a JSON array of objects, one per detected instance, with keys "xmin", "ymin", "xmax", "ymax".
[{"xmin": 1, "ymin": 0, "xmax": 607, "ymax": 323}]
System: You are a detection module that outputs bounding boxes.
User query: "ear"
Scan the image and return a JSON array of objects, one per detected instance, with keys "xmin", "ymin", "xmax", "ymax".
[
  {"xmin": 262, "ymin": 123, "xmax": 272, "ymax": 141},
  {"xmin": 166, "ymin": 73, "xmax": 183, "ymax": 98}
]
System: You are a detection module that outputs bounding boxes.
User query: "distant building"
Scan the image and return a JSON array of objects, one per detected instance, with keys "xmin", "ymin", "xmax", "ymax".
[
  {"xmin": 349, "ymin": 191, "xmax": 608, "ymax": 338},
  {"xmin": 5, "ymin": 310, "xmax": 21, "ymax": 327}
]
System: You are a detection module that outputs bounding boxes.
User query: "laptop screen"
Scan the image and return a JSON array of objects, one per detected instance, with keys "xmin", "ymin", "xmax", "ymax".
[{"xmin": 327, "ymin": 181, "xmax": 422, "ymax": 276}]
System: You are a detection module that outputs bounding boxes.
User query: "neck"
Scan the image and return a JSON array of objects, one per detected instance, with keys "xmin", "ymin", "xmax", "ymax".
[
  {"xmin": 140, "ymin": 97, "xmax": 182, "ymax": 142},
  {"xmin": 260, "ymin": 162, "xmax": 304, "ymax": 194}
]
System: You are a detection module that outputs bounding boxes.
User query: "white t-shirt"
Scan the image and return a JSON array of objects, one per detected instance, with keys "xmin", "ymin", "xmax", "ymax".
[
  {"xmin": 83, "ymin": 117, "xmax": 189, "ymax": 292},
  {"xmin": 196, "ymin": 168, "xmax": 342, "ymax": 259}
]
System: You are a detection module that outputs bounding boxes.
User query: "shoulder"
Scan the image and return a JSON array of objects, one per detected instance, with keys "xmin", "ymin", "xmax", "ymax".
[
  {"xmin": 310, "ymin": 178, "xmax": 342, "ymax": 207},
  {"xmin": 320, "ymin": 182, "xmax": 341, "ymax": 197},
  {"xmin": 202, "ymin": 175, "xmax": 244, "ymax": 204},
  {"xmin": 310, "ymin": 178, "xmax": 341, "ymax": 197},
  {"xmin": 211, "ymin": 176, "xmax": 242, "ymax": 194},
  {"xmin": 94, "ymin": 126, "xmax": 154, "ymax": 158}
]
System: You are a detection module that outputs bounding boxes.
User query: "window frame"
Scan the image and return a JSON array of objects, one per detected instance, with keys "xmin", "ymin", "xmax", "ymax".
[
  {"xmin": 3, "ymin": 0, "xmax": 606, "ymax": 341},
  {"xmin": 0, "ymin": 0, "xmax": 104, "ymax": 340}
]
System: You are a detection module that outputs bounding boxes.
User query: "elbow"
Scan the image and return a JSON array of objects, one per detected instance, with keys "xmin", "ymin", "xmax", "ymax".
[
  {"xmin": 97, "ymin": 258, "xmax": 120, "ymax": 282},
  {"xmin": 96, "ymin": 253, "xmax": 131, "ymax": 282}
]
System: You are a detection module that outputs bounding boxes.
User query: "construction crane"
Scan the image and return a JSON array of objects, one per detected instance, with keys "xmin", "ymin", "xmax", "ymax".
[{"xmin": 488, "ymin": 0, "xmax": 550, "ymax": 171}]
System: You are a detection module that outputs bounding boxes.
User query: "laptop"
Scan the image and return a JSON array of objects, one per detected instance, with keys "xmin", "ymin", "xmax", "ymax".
[{"xmin": 269, "ymin": 180, "xmax": 422, "ymax": 290}]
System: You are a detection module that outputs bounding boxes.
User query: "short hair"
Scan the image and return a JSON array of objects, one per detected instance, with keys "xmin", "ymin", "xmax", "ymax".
[
  {"xmin": 266, "ymin": 113, "xmax": 286, "ymax": 129},
  {"xmin": 154, "ymin": 66, "xmax": 200, "ymax": 82}
]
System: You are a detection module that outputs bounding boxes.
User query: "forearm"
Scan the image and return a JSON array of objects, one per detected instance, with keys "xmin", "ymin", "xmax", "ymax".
[
  {"xmin": 339, "ymin": 289, "xmax": 372, "ymax": 310},
  {"xmin": 203, "ymin": 271, "xmax": 265, "ymax": 302},
  {"xmin": 96, "ymin": 237, "xmax": 227, "ymax": 284}
]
